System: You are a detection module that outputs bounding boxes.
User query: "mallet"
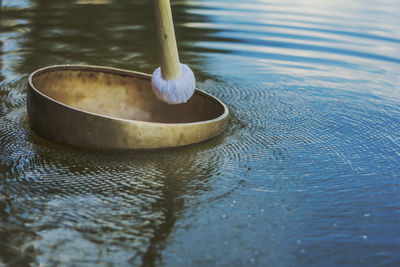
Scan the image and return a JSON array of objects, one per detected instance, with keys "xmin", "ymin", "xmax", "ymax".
[{"xmin": 151, "ymin": 0, "xmax": 195, "ymax": 104}]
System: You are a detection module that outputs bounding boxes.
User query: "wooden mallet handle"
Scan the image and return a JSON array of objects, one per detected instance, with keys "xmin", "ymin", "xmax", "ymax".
[{"xmin": 151, "ymin": 0, "xmax": 182, "ymax": 81}]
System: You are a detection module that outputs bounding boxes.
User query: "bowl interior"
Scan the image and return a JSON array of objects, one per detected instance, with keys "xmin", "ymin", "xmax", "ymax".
[{"xmin": 31, "ymin": 68, "xmax": 225, "ymax": 123}]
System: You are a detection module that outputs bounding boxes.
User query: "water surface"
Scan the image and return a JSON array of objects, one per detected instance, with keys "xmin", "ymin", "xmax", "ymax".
[{"xmin": 1, "ymin": 0, "xmax": 400, "ymax": 266}]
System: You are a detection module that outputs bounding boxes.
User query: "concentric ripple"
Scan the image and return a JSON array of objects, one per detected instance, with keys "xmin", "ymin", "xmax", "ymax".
[
  {"xmin": 0, "ymin": 88, "xmax": 234, "ymax": 265},
  {"xmin": 1, "ymin": 0, "xmax": 400, "ymax": 266}
]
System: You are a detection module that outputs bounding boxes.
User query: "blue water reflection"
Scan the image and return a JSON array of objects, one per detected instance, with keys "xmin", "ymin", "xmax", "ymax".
[{"xmin": 1, "ymin": 0, "xmax": 399, "ymax": 266}]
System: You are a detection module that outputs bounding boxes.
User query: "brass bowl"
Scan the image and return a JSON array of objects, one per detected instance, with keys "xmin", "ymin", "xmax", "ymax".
[{"xmin": 27, "ymin": 65, "xmax": 228, "ymax": 150}]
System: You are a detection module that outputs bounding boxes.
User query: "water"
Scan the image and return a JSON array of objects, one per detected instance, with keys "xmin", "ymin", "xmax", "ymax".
[{"xmin": 1, "ymin": 0, "xmax": 400, "ymax": 265}]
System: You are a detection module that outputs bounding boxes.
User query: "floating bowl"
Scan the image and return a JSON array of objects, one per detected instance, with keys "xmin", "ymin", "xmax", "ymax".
[{"xmin": 27, "ymin": 65, "xmax": 228, "ymax": 150}]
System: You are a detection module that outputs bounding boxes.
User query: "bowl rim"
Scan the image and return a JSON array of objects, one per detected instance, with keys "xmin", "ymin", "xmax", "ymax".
[{"xmin": 28, "ymin": 64, "xmax": 229, "ymax": 126}]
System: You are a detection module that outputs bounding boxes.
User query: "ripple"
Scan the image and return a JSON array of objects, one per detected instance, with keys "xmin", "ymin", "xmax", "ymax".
[
  {"xmin": 0, "ymin": 76, "xmax": 240, "ymax": 265},
  {"xmin": 1, "ymin": 0, "xmax": 400, "ymax": 265},
  {"xmin": 0, "ymin": 118, "xmax": 229, "ymax": 266}
]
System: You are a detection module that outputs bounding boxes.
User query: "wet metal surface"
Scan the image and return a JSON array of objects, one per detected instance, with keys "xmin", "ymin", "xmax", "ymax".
[
  {"xmin": 27, "ymin": 65, "xmax": 228, "ymax": 149},
  {"xmin": 1, "ymin": 0, "xmax": 400, "ymax": 266}
]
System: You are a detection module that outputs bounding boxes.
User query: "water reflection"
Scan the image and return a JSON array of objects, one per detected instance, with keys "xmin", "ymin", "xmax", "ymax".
[
  {"xmin": 0, "ymin": 107, "xmax": 225, "ymax": 265},
  {"xmin": 0, "ymin": 0, "xmax": 224, "ymax": 265},
  {"xmin": 13, "ymin": 0, "xmax": 214, "ymax": 77},
  {"xmin": 75, "ymin": 0, "xmax": 111, "ymax": 4},
  {"xmin": 1, "ymin": 0, "xmax": 400, "ymax": 265},
  {"xmin": 14, "ymin": 0, "xmax": 152, "ymax": 75}
]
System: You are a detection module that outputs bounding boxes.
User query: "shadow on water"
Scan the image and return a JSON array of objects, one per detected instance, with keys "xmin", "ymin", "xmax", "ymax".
[{"xmin": 0, "ymin": 42, "xmax": 4, "ymax": 83}]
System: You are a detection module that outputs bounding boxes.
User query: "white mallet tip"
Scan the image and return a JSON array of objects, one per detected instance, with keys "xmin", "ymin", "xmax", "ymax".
[{"xmin": 151, "ymin": 63, "xmax": 195, "ymax": 104}]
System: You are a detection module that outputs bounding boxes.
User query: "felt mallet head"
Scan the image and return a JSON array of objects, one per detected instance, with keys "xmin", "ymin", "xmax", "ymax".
[{"xmin": 151, "ymin": 63, "xmax": 195, "ymax": 104}]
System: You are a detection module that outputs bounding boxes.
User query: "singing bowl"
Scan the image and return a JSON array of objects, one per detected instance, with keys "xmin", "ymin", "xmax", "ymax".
[{"xmin": 27, "ymin": 65, "xmax": 228, "ymax": 150}]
